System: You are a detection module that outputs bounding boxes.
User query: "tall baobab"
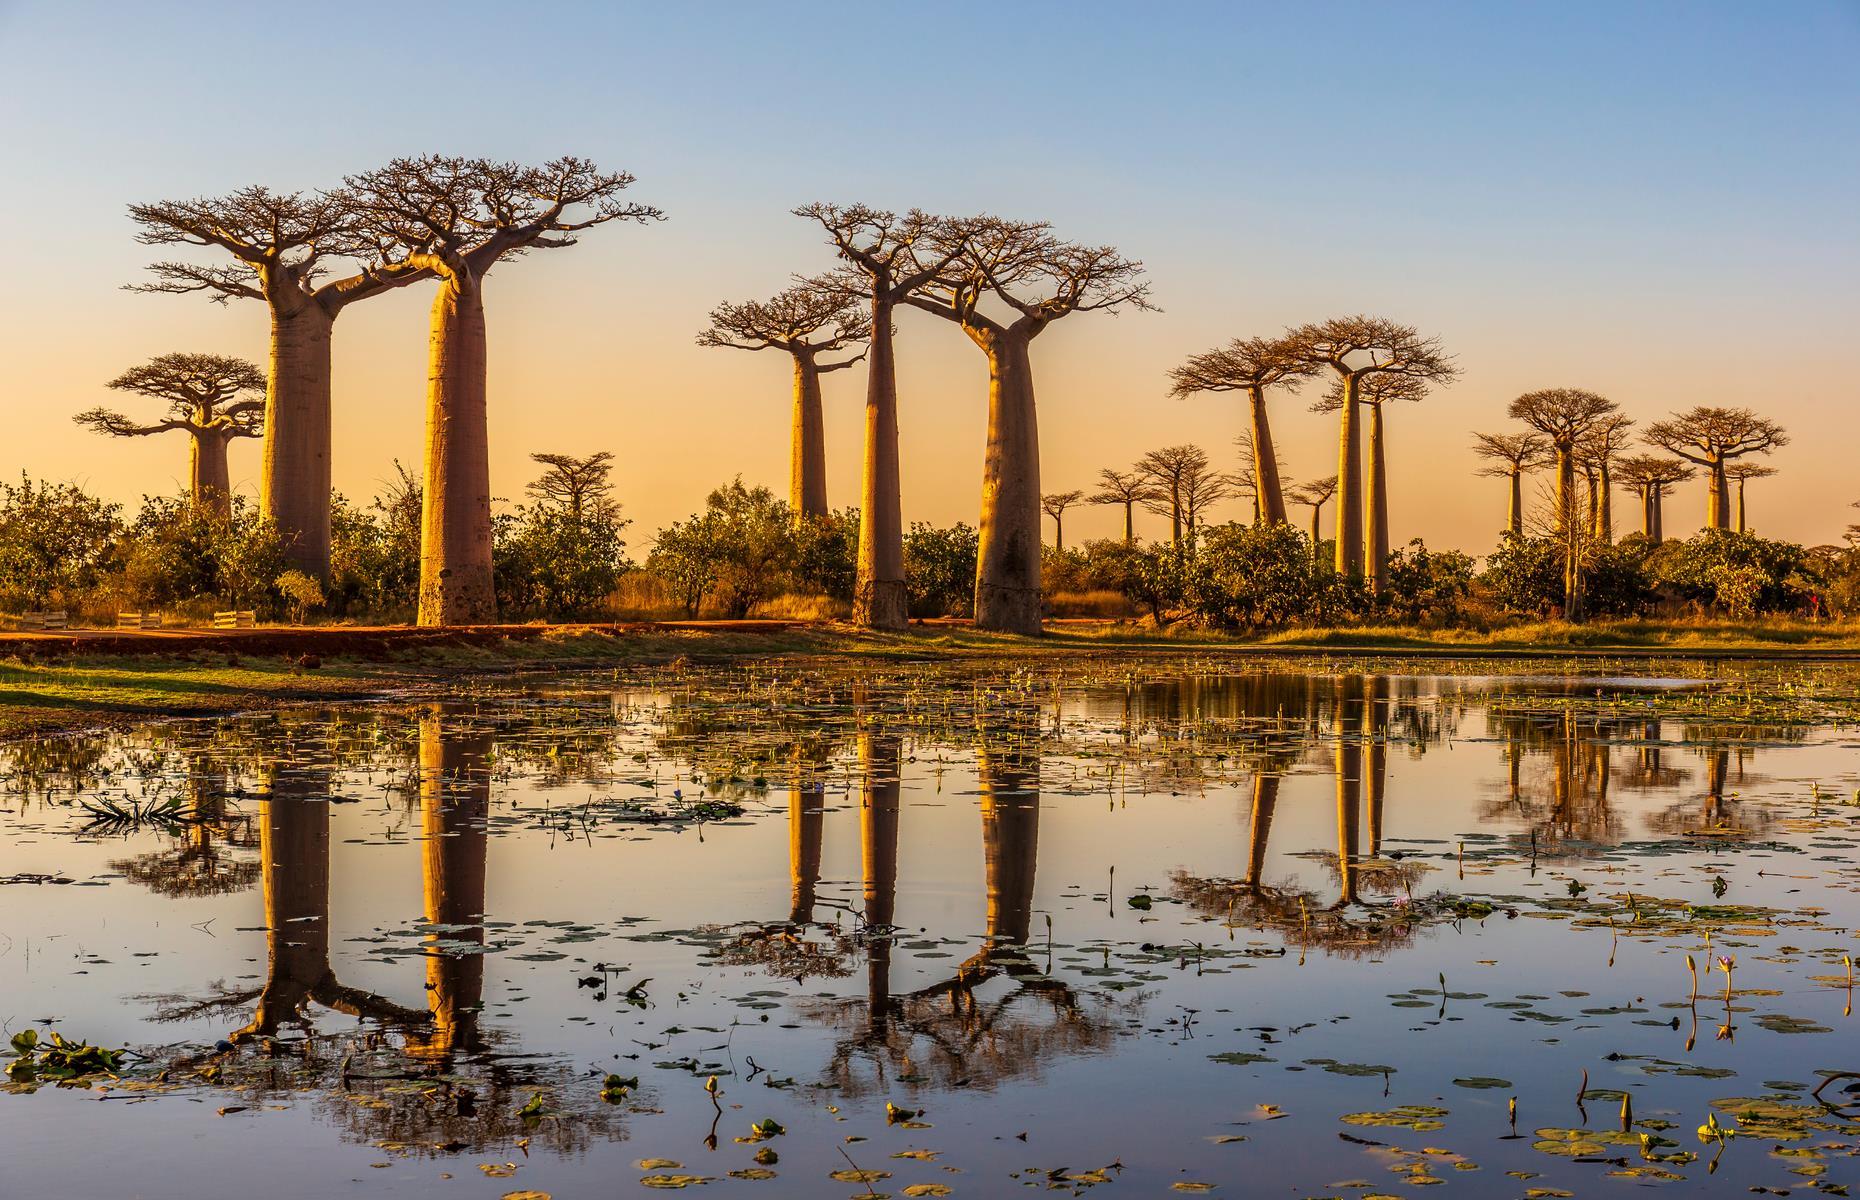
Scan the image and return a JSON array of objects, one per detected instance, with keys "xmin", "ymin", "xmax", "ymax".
[
  {"xmin": 1470, "ymin": 431, "xmax": 1549, "ymax": 538},
  {"xmin": 1089, "ymin": 468, "xmax": 1153, "ymax": 544},
  {"xmin": 697, "ymin": 279, "xmax": 866, "ymax": 522},
  {"xmin": 1041, "ymin": 490, "xmax": 1085, "ymax": 550},
  {"xmin": 1508, "ymin": 388, "xmax": 1619, "ymax": 619},
  {"xmin": 795, "ymin": 205, "xmax": 967, "ymax": 630},
  {"xmin": 1579, "ymin": 413, "xmax": 1635, "ymax": 544},
  {"xmin": 1167, "ymin": 336, "xmax": 1314, "ymax": 524},
  {"xmin": 1312, "ymin": 370, "xmax": 1434, "ymax": 591},
  {"xmin": 1280, "ymin": 317, "xmax": 1456, "ymax": 582},
  {"xmin": 1642, "ymin": 406, "xmax": 1787, "ymax": 532},
  {"xmin": 1289, "ymin": 475, "xmax": 1338, "ymax": 548},
  {"xmin": 345, "ymin": 156, "xmax": 660, "ymax": 626},
  {"xmin": 75, "ymin": 353, "xmax": 265, "ymax": 517},
  {"xmin": 1613, "ymin": 454, "xmax": 1693, "ymax": 542},
  {"xmin": 129, "ymin": 186, "xmax": 432, "ymax": 577},
  {"xmin": 904, "ymin": 218, "xmax": 1152, "ymax": 634},
  {"xmin": 1723, "ymin": 462, "xmax": 1776, "ymax": 534}
]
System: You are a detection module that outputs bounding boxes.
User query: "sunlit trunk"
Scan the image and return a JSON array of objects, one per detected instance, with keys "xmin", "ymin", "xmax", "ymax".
[
  {"xmin": 264, "ymin": 303, "xmax": 336, "ymax": 578},
  {"xmin": 1651, "ymin": 484, "xmax": 1666, "ymax": 543},
  {"xmin": 1245, "ymin": 774, "xmax": 1280, "ymax": 891},
  {"xmin": 1706, "ymin": 459, "xmax": 1728, "ymax": 530},
  {"xmin": 1365, "ymin": 677, "xmax": 1387, "ymax": 857},
  {"xmin": 978, "ymin": 747, "xmax": 1039, "ymax": 948},
  {"xmin": 414, "ymin": 707, "xmax": 491, "ymax": 1059},
  {"xmin": 1121, "ymin": 499, "xmax": 1134, "ymax": 544},
  {"xmin": 1309, "ymin": 502, "xmax": 1323, "ymax": 548},
  {"xmin": 1333, "ymin": 677, "xmax": 1362, "ymax": 905},
  {"xmin": 1734, "ymin": 478, "xmax": 1747, "ymax": 533},
  {"xmin": 1334, "ymin": 377, "xmax": 1363, "ymax": 579},
  {"xmin": 1248, "ymin": 387, "xmax": 1286, "ymax": 525},
  {"xmin": 975, "ymin": 331, "xmax": 1042, "ymax": 634},
  {"xmin": 238, "ymin": 763, "xmax": 331, "ymax": 1040},
  {"xmin": 855, "ymin": 295, "xmax": 907, "ymax": 629},
  {"xmin": 418, "ymin": 272, "xmax": 495, "ymax": 625},
  {"xmin": 191, "ymin": 430, "xmax": 233, "ymax": 520},
  {"xmin": 1555, "ymin": 444, "xmax": 1583, "ymax": 620},
  {"xmin": 860, "ymin": 733, "xmax": 901, "ymax": 1032},
  {"xmin": 1366, "ymin": 401, "xmax": 1390, "ymax": 593},
  {"xmin": 788, "ymin": 783, "xmax": 824, "ymax": 923},
  {"xmin": 790, "ymin": 353, "xmax": 828, "ymax": 522},
  {"xmin": 1595, "ymin": 459, "xmax": 1614, "ymax": 544},
  {"xmin": 1506, "ymin": 467, "xmax": 1523, "ymax": 538}
]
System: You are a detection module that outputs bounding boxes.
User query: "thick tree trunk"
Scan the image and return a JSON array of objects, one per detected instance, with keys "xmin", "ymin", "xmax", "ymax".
[
  {"xmin": 978, "ymin": 748, "xmax": 1039, "ymax": 946},
  {"xmin": 974, "ymin": 333, "xmax": 1043, "ymax": 635},
  {"xmin": 1248, "ymin": 387, "xmax": 1287, "ymax": 525},
  {"xmin": 1245, "ymin": 773, "xmax": 1280, "ymax": 891},
  {"xmin": 1333, "ymin": 677, "xmax": 1362, "ymax": 906},
  {"xmin": 239, "ymin": 765, "xmax": 331, "ymax": 1040},
  {"xmin": 1121, "ymin": 500, "xmax": 1134, "ymax": 544},
  {"xmin": 1707, "ymin": 459, "xmax": 1728, "ymax": 530},
  {"xmin": 1735, "ymin": 480, "xmax": 1746, "ymax": 533},
  {"xmin": 416, "ymin": 707, "xmax": 490, "ymax": 1058},
  {"xmin": 1640, "ymin": 486, "xmax": 1655, "ymax": 540},
  {"xmin": 1334, "ymin": 376, "xmax": 1363, "ymax": 579},
  {"xmin": 418, "ymin": 273, "xmax": 496, "ymax": 626},
  {"xmin": 1309, "ymin": 503, "xmax": 1322, "ymax": 548},
  {"xmin": 1595, "ymin": 461, "xmax": 1614, "ymax": 543},
  {"xmin": 788, "ymin": 783, "xmax": 824, "ymax": 923},
  {"xmin": 1052, "ymin": 511, "xmax": 1064, "ymax": 550},
  {"xmin": 264, "ymin": 303, "xmax": 336, "ymax": 579},
  {"xmin": 1506, "ymin": 467, "xmax": 1523, "ymax": 538},
  {"xmin": 860, "ymin": 733, "xmax": 900, "ymax": 1031},
  {"xmin": 855, "ymin": 298, "xmax": 907, "ymax": 629},
  {"xmin": 1170, "ymin": 496, "xmax": 1183, "ymax": 548},
  {"xmin": 192, "ymin": 430, "xmax": 233, "ymax": 520},
  {"xmin": 1555, "ymin": 444, "xmax": 1583, "ymax": 620},
  {"xmin": 1651, "ymin": 485, "xmax": 1665, "ymax": 543},
  {"xmin": 1366, "ymin": 402, "xmax": 1390, "ymax": 593},
  {"xmin": 789, "ymin": 353, "xmax": 828, "ymax": 521}
]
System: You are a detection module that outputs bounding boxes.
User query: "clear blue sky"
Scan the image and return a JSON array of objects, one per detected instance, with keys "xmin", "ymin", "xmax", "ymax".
[{"xmin": 2, "ymin": 0, "xmax": 1855, "ymax": 547}]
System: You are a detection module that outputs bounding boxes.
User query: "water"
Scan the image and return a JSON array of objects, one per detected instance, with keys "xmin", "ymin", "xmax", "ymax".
[{"xmin": 3, "ymin": 659, "xmax": 1858, "ymax": 1197}]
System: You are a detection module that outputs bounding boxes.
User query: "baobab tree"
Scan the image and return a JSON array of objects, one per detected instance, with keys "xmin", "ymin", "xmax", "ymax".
[
  {"xmin": 697, "ymin": 279, "xmax": 866, "ymax": 521},
  {"xmin": 1280, "ymin": 317, "xmax": 1456, "ymax": 582},
  {"xmin": 1470, "ymin": 431, "xmax": 1549, "ymax": 538},
  {"xmin": 1508, "ymin": 388, "xmax": 1619, "ymax": 619},
  {"xmin": 526, "ymin": 451, "xmax": 616, "ymax": 522},
  {"xmin": 1724, "ymin": 462, "xmax": 1777, "ymax": 534},
  {"xmin": 129, "ymin": 187, "xmax": 434, "ymax": 578},
  {"xmin": 1041, "ymin": 490, "xmax": 1085, "ymax": 550},
  {"xmin": 344, "ymin": 156, "xmax": 660, "ymax": 626},
  {"xmin": 904, "ymin": 218, "xmax": 1152, "ymax": 634},
  {"xmin": 1613, "ymin": 454, "xmax": 1693, "ymax": 542},
  {"xmin": 1167, "ymin": 336, "xmax": 1314, "ymax": 524},
  {"xmin": 795, "ymin": 204, "xmax": 968, "ymax": 630},
  {"xmin": 1579, "ymin": 413, "xmax": 1635, "ymax": 544},
  {"xmin": 75, "ymin": 353, "xmax": 265, "ymax": 517},
  {"xmin": 1312, "ymin": 370, "xmax": 1434, "ymax": 591},
  {"xmin": 1289, "ymin": 476, "xmax": 1338, "ymax": 549},
  {"xmin": 1137, "ymin": 444, "xmax": 1216, "ymax": 549},
  {"xmin": 1642, "ymin": 406, "xmax": 1787, "ymax": 532},
  {"xmin": 1089, "ymin": 468, "xmax": 1153, "ymax": 544}
]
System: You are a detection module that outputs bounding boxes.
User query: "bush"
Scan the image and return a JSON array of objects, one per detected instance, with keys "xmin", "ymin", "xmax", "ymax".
[
  {"xmin": 1381, "ymin": 539, "xmax": 1475, "ymax": 624},
  {"xmin": 1644, "ymin": 530, "xmax": 1809, "ymax": 615},
  {"xmin": 0, "ymin": 473, "xmax": 123, "ymax": 609},
  {"xmin": 904, "ymin": 522, "xmax": 978, "ymax": 618},
  {"xmin": 1184, "ymin": 522, "xmax": 1328, "ymax": 629},
  {"xmin": 116, "ymin": 494, "xmax": 286, "ymax": 611}
]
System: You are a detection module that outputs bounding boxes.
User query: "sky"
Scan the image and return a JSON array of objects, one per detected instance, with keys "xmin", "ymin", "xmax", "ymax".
[{"xmin": 1, "ymin": 0, "xmax": 1856, "ymax": 552}]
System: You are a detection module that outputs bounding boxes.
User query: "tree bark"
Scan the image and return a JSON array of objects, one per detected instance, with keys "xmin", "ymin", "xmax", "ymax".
[
  {"xmin": 860, "ymin": 733, "xmax": 900, "ymax": 1031},
  {"xmin": 418, "ymin": 272, "xmax": 496, "ymax": 625},
  {"xmin": 1334, "ymin": 377, "xmax": 1364, "ymax": 579},
  {"xmin": 1366, "ymin": 401, "xmax": 1390, "ymax": 594},
  {"xmin": 416, "ymin": 707, "xmax": 490, "ymax": 1058},
  {"xmin": 1735, "ymin": 479, "xmax": 1746, "ymax": 533},
  {"xmin": 264, "ymin": 303, "xmax": 336, "ymax": 579},
  {"xmin": 1245, "ymin": 774, "xmax": 1279, "ymax": 891},
  {"xmin": 1248, "ymin": 387, "xmax": 1286, "ymax": 525},
  {"xmin": 1595, "ymin": 460, "xmax": 1614, "ymax": 544},
  {"xmin": 1309, "ymin": 503, "xmax": 1322, "ymax": 548},
  {"xmin": 1121, "ymin": 499, "xmax": 1134, "ymax": 544},
  {"xmin": 790, "ymin": 352, "xmax": 828, "ymax": 522},
  {"xmin": 1506, "ymin": 467, "xmax": 1523, "ymax": 538},
  {"xmin": 1651, "ymin": 484, "xmax": 1665, "ymax": 544},
  {"xmin": 240, "ymin": 764, "xmax": 331, "ymax": 1040},
  {"xmin": 192, "ymin": 430, "xmax": 233, "ymax": 520},
  {"xmin": 1333, "ymin": 676, "xmax": 1362, "ymax": 906},
  {"xmin": 854, "ymin": 297, "xmax": 907, "ymax": 629},
  {"xmin": 1640, "ymin": 486, "xmax": 1655, "ymax": 541},
  {"xmin": 1555, "ymin": 444, "xmax": 1583, "ymax": 619},
  {"xmin": 978, "ymin": 747, "xmax": 1039, "ymax": 946},
  {"xmin": 1707, "ymin": 458, "xmax": 1728, "ymax": 530},
  {"xmin": 974, "ymin": 332, "xmax": 1043, "ymax": 635}
]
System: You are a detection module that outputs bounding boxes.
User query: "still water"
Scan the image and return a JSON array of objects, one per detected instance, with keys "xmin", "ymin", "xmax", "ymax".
[{"xmin": 3, "ymin": 660, "xmax": 1857, "ymax": 1197}]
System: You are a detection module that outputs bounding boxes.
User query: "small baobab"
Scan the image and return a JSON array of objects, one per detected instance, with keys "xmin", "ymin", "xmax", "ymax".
[
  {"xmin": 1167, "ymin": 336, "xmax": 1314, "ymax": 524},
  {"xmin": 904, "ymin": 217, "xmax": 1152, "ymax": 634},
  {"xmin": 1723, "ymin": 462, "xmax": 1777, "ymax": 534},
  {"xmin": 1136, "ymin": 444, "xmax": 1217, "ymax": 549},
  {"xmin": 1470, "ymin": 431, "xmax": 1550, "ymax": 538},
  {"xmin": 1612, "ymin": 454, "xmax": 1693, "ymax": 542},
  {"xmin": 1280, "ymin": 317, "xmax": 1456, "ymax": 583},
  {"xmin": 129, "ymin": 185, "xmax": 432, "ymax": 577},
  {"xmin": 526, "ymin": 452, "xmax": 617, "ymax": 523},
  {"xmin": 1642, "ymin": 406, "xmax": 1787, "ymax": 532},
  {"xmin": 1088, "ymin": 468, "xmax": 1154, "ymax": 544},
  {"xmin": 795, "ymin": 204, "xmax": 968, "ymax": 630},
  {"xmin": 1508, "ymin": 388, "xmax": 1620, "ymax": 619},
  {"xmin": 697, "ymin": 279, "xmax": 866, "ymax": 522},
  {"xmin": 1041, "ymin": 490, "xmax": 1085, "ymax": 550},
  {"xmin": 344, "ymin": 155, "xmax": 660, "ymax": 626},
  {"xmin": 75, "ymin": 353, "xmax": 265, "ymax": 518},
  {"xmin": 1289, "ymin": 475, "xmax": 1338, "ymax": 549}
]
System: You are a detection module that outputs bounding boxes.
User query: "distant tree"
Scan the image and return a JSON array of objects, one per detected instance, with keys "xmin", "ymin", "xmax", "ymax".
[
  {"xmin": 1167, "ymin": 336, "xmax": 1315, "ymax": 524},
  {"xmin": 1508, "ymin": 388, "xmax": 1620, "ymax": 619},
  {"xmin": 1309, "ymin": 368, "xmax": 1437, "ymax": 592},
  {"xmin": 1136, "ymin": 445, "xmax": 1212, "ymax": 549},
  {"xmin": 1288, "ymin": 475, "xmax": 1338, "ymax": 549},
  {"xmin": 1088, "ymin": 468, "xmax": 1155, "ymax": 545},
  {"xmin": 905, "ymin": 216, "xmax": 1152, "ymax": 634},
  {"xmin": 1470, "ymin": 432, "xmax": 1550, "ymax": 538},
  {"xmin": 498, "ymin": 451, "xmax": 630, "ymax": 617},
  {"xmin": 1723, "ymin": 462, "xmax": 1777, "ymax": 534},
  {"xmin": 1041, "ymin": 490, "xmax": 1085, "ymax": 550},
  {"xmin": 1613, "ymin": 454, "xmax": 1694, "ymax": 542},
  {"xmin": 795, "ymin": 204, "xmax": 968, "ymax": 630},
  {"xmin": 697, "ymin": 280, "xmax": 866, "ymax": 521},
  {"xmin": 1642, "ymin": 406, "xmax": 1787, "ymax": 532},
  {"xmin": 344, "ymin": 155, "xmax": 660, "ymax": 625},
  {"xmin": 75, "ymin": 353, "xmax": 266, "ymax": 518},
  {"xmin": 525, "ymin": 451, "xmax": 617, "ymax": 523},
  {"xmin": 1578, "ymin": 413, "xmax": 1636, "ymax": 544},
  {"xmin": 1279, "ymin": 317, "xmax": 1455, "ymax": 584}
]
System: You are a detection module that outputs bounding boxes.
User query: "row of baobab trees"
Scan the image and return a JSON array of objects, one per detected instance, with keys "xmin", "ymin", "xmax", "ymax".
[{"xmin": 112, "ymin": 153, "xmax": 1786, "ymax": 632}]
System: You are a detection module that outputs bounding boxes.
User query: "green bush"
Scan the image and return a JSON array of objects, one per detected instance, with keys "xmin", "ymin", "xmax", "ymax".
[
  {"xmin": 904, "ymin": 522, "xmax": 979, "ymax": 618},
  {"xmin": 0, "ymin": 473, "xmax": 123, "ymax": 609}
]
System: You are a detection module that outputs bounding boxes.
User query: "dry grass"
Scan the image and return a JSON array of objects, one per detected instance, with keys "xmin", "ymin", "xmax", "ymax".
[{"xmin": 1047, "ymin": 589, "xmax": 1137, "ymax": 619}]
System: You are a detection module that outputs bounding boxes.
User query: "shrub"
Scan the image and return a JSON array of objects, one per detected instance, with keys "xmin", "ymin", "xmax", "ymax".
[
  {"xmin": 0, "ymin": 473, "xmax": 123, "ymax": 609},
  {"xmin": 904, "ymin": 522, "xmax": 978, "ymax": 618}
]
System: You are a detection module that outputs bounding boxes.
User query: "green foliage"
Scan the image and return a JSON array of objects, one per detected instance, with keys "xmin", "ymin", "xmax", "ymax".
[
  {"xmin": 647, "ymin": 479, "xmax": 795, "ymax": 618},
  {"xmin": 904, "ymin": 522, "xmax": 979, "ymax": 618},
  {"xmin": 1480, "ymin": 534, "xmax": 1563, "ymax": 617},
  {"xmin": 117, "ymin": 494, "xmax": 286, "ymax": 609},
  {"xmin": 0, "ymin": 473, "xmax": 123, "ymax": 608},
  {"xmin": 1645, "ymin": 530, "xmax": 1810, "ymax": 615},
  {"xmin": 1185, "ymin": 521, "xmax": 1333, "ymax": 629},
  {"xmin": 327, "ymin": 467, "xmax": 421, "ymax": 617},
  {"xmin": 497, "ymin": 504, "xmax": 631, "ymax": 618},
  {"xmin": 1381, "ymin": 539, "xmax": 1475, "ymax": 623},
  {"xmin": 275, "ymin": 569, "xmax": 325, "ymax": 624},
  {"xmin": 792, "ymin": 509, "xmax": 860, "ymax": 602}
]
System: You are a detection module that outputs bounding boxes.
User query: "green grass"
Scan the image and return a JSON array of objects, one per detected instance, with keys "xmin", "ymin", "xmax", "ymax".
[{"xmin": 0, "ymin": 657, "xmax": 380, "ymax": 739}]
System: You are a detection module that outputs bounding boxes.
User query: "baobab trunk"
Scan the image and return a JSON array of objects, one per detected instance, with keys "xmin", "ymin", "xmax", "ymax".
[
  {"xmin": 1366, "ymin": 402, "xmax": 1390, "ymax": 594},
  {"xmin": 418, "ymin": 274, "xmax": 496, "ymax": 626},
  {"xmin": 1555, "ymin": 445, "xmax": 1583, "ymax": 619},
  {"xmin": 860, "ymin": 733, "xmax": 900, "ymax": 1030},
  {"xmin": 417, "ymin": 708, "xmax": 490, "ymax": 1058},
  {"xmin": 1245, "ymin": 774, "xmax": 1280, "ymax": 891},
  {"xmin": 1506, "ymin": 467, "xmax": 1524, "ymax": 538},
  {"xmin": 191, "ymin": 430, "xmax": 233, "ymax": 520},
  {"xmin": 1640, "ymin": 486, "xmax": 1656, "ymax": 541},
  {"xmin": 979, "ymin": 748, "xmax": 1039, "ymax": 947},
  {"xmin": 1248, "ymin": 389, "xmax": 1287, "ymax": 524},
  {"xmin": 264, "ymin": 304, "xmax": 336, "ymax": 578},
  {"xmin": 1309, "ymin": 502, "xmax": 1323, "ymax": 548},
  {"xmin": 1651, "ymin": 485, "xmax": 1665, "ymax": 543},
  {"xmin": 1121, "ymin": 500, "xmax": 1135, "ymax": 544},
  {"xmin": 789, "ymin": 353, "xmax": 828, "ymax": 521},
  {"xmin": 854, "ymin": 298, "xmax": 907, "ymax": 629},
  {"xmin": 974, "ymin": 333, "xmax": 1043, "ymax": 635},
  {"xmin": 1735, "ymin": 479, "xmax": 1747, "ymax": 533},
  {"xmin": 1707, "ymin": 460, "xmax": 1728, "ymax": 530},
  {"xmin": 1594, "ymin": 460, "xmax": 1614, "ymax": 543},
  {"xmin": 788, "ymin": 783, "xmax": 824, "ymax": 923},
  {"xmin": 1334, "ymin": 380, "xmax": 1364, "ymax": 579},
  {"xmin": 1333, "ymin": 677, "xmax": 1362, "ymax": 906},
  {"xmin": 239, "ymin": 765, "xmax": 331, "ymax": 1040}
]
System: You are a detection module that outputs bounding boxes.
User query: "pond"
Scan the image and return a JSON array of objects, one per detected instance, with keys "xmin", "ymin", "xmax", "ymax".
[{"xmin": 3, "ymin": 657, "xmax": 1858, "ymax": 1197}]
